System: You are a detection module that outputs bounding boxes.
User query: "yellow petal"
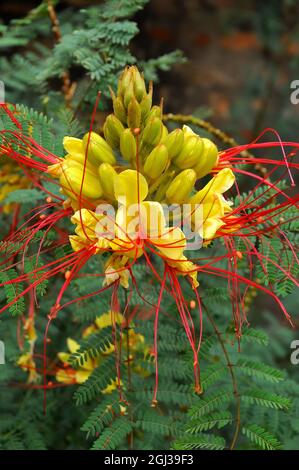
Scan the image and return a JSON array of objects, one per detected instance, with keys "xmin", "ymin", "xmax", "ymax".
[
  {"xmin": 141, "ymin": 201, "xmax": 166, "ymax": 238},
  {"xmin": 168, "ymin": 256, "xmax": 199, "ymax": 288},
  {"xmin": 104, "ymin": 265, "xmax": 130, "ymax": 289},
  {"xmin": 75, "ymin": 369, "xmax": 92, "ymax": 384},
  {"xmin": 56, "ymin": 368, "xmax": 76, "ymax": 384},
  {"xmin": 71, "ymin": 208, "xmax": 100, "ymax": 239},
  {"xmin": 202, "ymin": 194, "xmax": 225, "ymax": 220},
  {"xmin": 115, "ymin": 201, "xmax": 166, "ymax": 241},
  {"xmin": 114, "ymin": 169, "xmax": 148, "ymax": 206},
  {"xmin": 189, "ymin": 168, "xmax": 235, "ymax": 204},
  {"xmin": 81, "ymin": 357, "xmax": 95, "ymax": 371},
  {"xmin": 67, "ymin": 338, "xmax": 80, "ymax": 354},
  {"xmin": 151, "ymin": 226, "xmax": 186, "ymax": 260},
  {"xmin": 104, "ymin": 255, "xmax": 130, "ymax": 289},
  {"xmin": 205, "ymin": 168, "xmax": 235, "ymax": 194},
  {"xmin": 58, "ymin": 352, "xmax": 71, "ymax": 364},
  {"xmin": 95, "ymin": 311, "xmax": 124, "ymax": 329},
  {"xmin": 63, "ymin": 136, "xmax": 84, "ymax": 157},
  {"xmin": 203, "ymin": 218, "xmax": 225, "ymax": 240},
  {"xmin": 101, "ymin": 378, "xmax": 119, "ymax": 394},
  {"xmin": 82, "ymin": 324, "xmax": 97, "ymax": 338},
  {"xmin": 69, "ymin": 235, "xmax": 93, "ymax": 251}
]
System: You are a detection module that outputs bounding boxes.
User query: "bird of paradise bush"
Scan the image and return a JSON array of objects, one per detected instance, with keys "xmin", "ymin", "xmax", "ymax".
[{"xmin": 0, "ymin": 66, "xmax": 298, "ymax": 406}]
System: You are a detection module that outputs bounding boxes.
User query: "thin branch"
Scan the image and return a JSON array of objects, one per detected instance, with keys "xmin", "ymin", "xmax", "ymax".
[{"xmin": 47, "ymin": 0, "xmax": 75, "ymax": 106}]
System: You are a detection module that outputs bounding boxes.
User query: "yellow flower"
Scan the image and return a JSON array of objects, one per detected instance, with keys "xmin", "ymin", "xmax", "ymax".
[
  {"xmin": 56, "ymin": 337, "xmax": 99, "ymax": 384},
  {"xmin": 95, "ymin": 311, "xmax": 124, "ymax": 329},
  {"xmin": 56, "ymin": 312, "xmax": 146, "ymax": 390},
  {"xmin": 48, "ymin": 136, "xmax": 106, "ymax": 209},
  {"xmin": 69, "ymin": 208, "xmax": 110, "ymax": 252},
  {"xmin": 0, "ymin": 160, "xmax": 29, "ymax": 213},
  {"xmin": 104, "ymin": 254, "xmax": 131, "ymax": 289},
  {"xmin": 17, "ymin": 353, "xmax": 39, "ymax": 384},
  {"xmin": 189, "ymin": 168, "xmax": 235, "ymax": 241}
]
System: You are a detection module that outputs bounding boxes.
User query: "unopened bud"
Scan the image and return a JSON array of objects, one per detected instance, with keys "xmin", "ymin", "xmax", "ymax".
[
  {"xmin": 166, "ymin": 169, "xmax": 197, "ymax": 204},
  {"xmin": 123, "ymin": 80, "xmax": 134, "ymax": 109},
  {"xmin": 120, "ymin": 129, "xmax": 137, "ymax": 161},
  {"xmin": 112, "ymin": 96, "xmax": 127, "ymax": 124},
  {"xmin": 133, "ymin": 68, "xmax": 146, "ymax": 102},
  {"xmin": 82, "ymin": 132, "xmax": 116, "ymax": 166},
  {"xmin": 103, "ymin": 114, "xmax": 124, "ymax": 149},
  {"xmin": 146, "ymin": 105, "xmax": 162, "ymax": 121},
  {"xmin": 60, "ymin": 165, "xmax": 103, "ymax": 200},
  {"xmin": 174, "ymin": 135, "xmax": 203, "ymax": 169},
  {"xmin": 140, "ymin": 83, "xmax": 153, "ymax": 121},
  {"xmin": 98, "ymin": 163, "xmax": 117, "ymax": 199},
  {"xmin": 164, "ymin": 129, "xmax": 184, "ymax": 159},
  {"xmin": 193, "ymin": 138, "xmax": 218, "ymax": 178},
  {"xmin": 159, "ymin": 125, "xmax": 169, "ymax": 144},
  {"xmin": 143, "ymin": 144, "xmax": 169, "ymax": 179},
  {"xmin": 141, "ymin": 117, "xmax": 163, "ymax": 148},
  {"xmin": 118, "ymin": 66, "xmax": 133, "ymax": 97},
  {"xmin": 63, "ymin": 136, "xmax": 84, "ymax": 157},
  {"xmin": 127, "ymin": 96, "xmax": 141, "ymax": 129}
]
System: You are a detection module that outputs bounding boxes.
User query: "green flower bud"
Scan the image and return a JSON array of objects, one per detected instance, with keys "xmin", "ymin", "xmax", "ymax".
[
  {"xmin": 164, "ymin": 129, "xmax": 184, "ymax": 159},
  {"xmin": 98, "ymin": 163, "xmax": 117, "ymax": 199},
  {"xmin": 103, "ymin": 114, "xmax": 124, "ymax": 149},
  {"xmin": 166, "ymin": 169, "xmax": 196, "ymax": 204},
  {"xmin": 159, "ymin": 125, "xmax": 169, "ymax": 145},
  {"xmin": 82, "ymin": 132, "xmax": 116, "ymax": 167},
  {"xmin": 140, "ymin": 84, "xmax": 153, "ymax": 121},
  {"xmin": 173, "ymin": 135, "xmax": 203, "ymax": 169},
  {"xmin": 120, "ymin": 128, "xmax": 137, "ymax": 161},
  {"xmin": 141, "ymin": 117, "xmax": 163, "ymax": 147},
  {"xmin": 183, "ymin": 124, "xmax": 196, "ymax": 136},
  {"xmin": 133, "ymin": 68, "xmax": 146, "ymax": 102},
  {"xmin": 127, "ymin": 96, "xmax": 141, "ymax": 129},
  {"xmin": 146, "ymin": 105, "xmax": 162, "ymax": 121},
  {"xmin": 143, "ymin": 144, "xmax": 169, "ymax": 179},
  {"xmin": 112, "ymin": 95, "xmax": 127, "ymax": 124},
  {"xmin": 118, "ymin": 66, "xmax": 133, "ymax": 97},
  {"xmin": 123, "ymin": 79, "xmax": 134, "ymax": 109},
  {"xmin": 193, "ymin": 138, "xmax": 219, "ymax": 178}
]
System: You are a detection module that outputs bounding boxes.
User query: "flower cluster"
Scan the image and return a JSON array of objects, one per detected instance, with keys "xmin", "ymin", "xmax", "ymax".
[{"xmin": 48, "ymin": 66, "xmax": 237, "ymax": 290}]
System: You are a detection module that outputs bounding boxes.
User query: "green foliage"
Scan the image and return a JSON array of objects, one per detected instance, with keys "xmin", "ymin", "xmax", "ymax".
[
  {"xmin": 4, "ymin": 189, "xmax": 45, "ymax": 205},
  {"xmin": 0, "ymin": 268, "xmax": 25, "ymax": 316},
  {"xmin": 242, "ymin": 425, "xmax": 282, "ymax": 450},
  {"xmin": 0, "ymin": 0, "xmax": 184, "ymax": 121}
]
